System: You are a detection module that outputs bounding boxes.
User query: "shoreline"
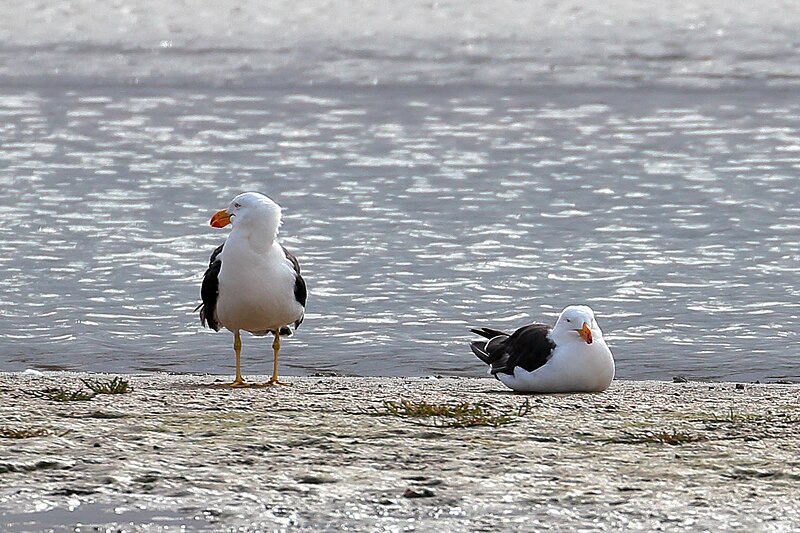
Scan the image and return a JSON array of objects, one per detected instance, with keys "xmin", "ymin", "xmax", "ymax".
[{"xmin": 1, "ymin": 372, "xmax": 799, "ymax": 531}]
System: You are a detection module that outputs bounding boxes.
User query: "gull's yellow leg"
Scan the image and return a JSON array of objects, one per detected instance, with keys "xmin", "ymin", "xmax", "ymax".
[
  {"xmin": 266, "ymin": 331, "xmax": 289, "ymax": 386},
  {"xmin": 231, "ymin": 330, "xmax": 247, "ymax": 387}
]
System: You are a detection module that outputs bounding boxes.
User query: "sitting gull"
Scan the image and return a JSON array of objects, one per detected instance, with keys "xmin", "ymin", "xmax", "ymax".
[
  {"xmin": 197, "ymin": 192, "xmax": 307, "ymax": 387},
  {"xmin": 470, "ymin": 305, "xmax": 614, "ymax": 393}
]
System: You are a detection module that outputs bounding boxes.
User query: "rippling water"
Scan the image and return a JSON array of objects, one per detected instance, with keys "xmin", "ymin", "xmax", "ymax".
[
  {"xmin": 1, "ymin": 85, "xmax": 798, "ymax": 381},
  {"xmin": 2, "ymin": 0, "xmax": 800, "ymax": 381}
]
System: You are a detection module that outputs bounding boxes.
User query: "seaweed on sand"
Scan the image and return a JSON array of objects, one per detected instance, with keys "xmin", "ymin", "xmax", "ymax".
[
  {"xmin": 0, "ymin": 426, "xmax": 49, "ymax": 439},
  {"xmin": 81, "ymin": 376, "xmax": 132, "ymax": 394},
  {"xmin": 364, "ymin": 399, "xmax": 531, "ymax": 428}
]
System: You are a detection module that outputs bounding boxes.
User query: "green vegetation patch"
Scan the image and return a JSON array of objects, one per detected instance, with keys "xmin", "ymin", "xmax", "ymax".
[
  {"xmin": 365, "ymin": 399, "xmax": 531, "ymax": 428},
  {"xmin": 692, "ymin": 408, "xmax": 800, "ymax": 425},
  {"xmin": 0, "ymin": 426, "xmax": 49, "ymax": 439},
  {"xmin": 81, "ymin": 377, "xmax": 132, "ymax": 394},
  {"xmin": 30, "ymin": 387, "xmax": 96, "ymax": 402},
  {"xmin": 605, "ymin": 429, "xmax": 705, "ymax": 446}
]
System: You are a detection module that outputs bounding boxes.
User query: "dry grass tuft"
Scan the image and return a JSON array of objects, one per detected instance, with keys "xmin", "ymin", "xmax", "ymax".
[
  {"xmin": 606, "ymin": 429, "xmax": 705, "ymax": 446},
  {"xmin": 0, "ymin": 426, "xmax": 49, "ymax": 439},
  {"xmin": 365, "ymin": 399, "xmax": 531, "ymax": 428},
  {"xmin": 29, "ymin": 387, "xmax": 95, "ymax": 402},
  {"xmin": 81, "ymin": 377, "xmax": 132, "ymax": 394}
]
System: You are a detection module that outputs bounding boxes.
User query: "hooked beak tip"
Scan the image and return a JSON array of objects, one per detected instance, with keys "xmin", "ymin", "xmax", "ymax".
[
  {"xmin": 210, "ymin": 209, "xmax": 232, "ymax": 228},
  {"xmin": 577, "ymin": 322, "xmax": 593, "ymax": 344}
]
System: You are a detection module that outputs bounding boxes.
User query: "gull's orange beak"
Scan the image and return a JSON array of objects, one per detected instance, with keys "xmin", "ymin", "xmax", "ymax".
[
  {"xmin": 577, "ymin": 322, "xmax": 593, "ymax": 344},
  {"xmin": 210, "ymin": 209, "xmax": 232, "ymax": 228}
]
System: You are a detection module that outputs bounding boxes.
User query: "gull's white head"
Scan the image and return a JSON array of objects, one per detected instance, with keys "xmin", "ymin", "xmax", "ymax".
[
  {"xmin": 210, "ymin": 192, "xmax": 282, "ymax": 238},
  {"xmin": 551, "ymin": 305, "xmax": 601, "ymax": 346}
]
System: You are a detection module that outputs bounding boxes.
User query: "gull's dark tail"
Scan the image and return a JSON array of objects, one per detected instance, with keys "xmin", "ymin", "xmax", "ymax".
[
  {"xmin": 470, "ymin": 327, "xmax": 508, "ymax": 340},
  {"xmin": 469, "ymin": 327, "xmax": 511, "ymax": 371},
  {"xmin": 470, "ymin": 341, "xmax": 493, "ymax": 365}
]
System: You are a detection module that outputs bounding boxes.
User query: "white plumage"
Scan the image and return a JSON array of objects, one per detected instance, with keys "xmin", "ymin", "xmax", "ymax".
[{"xmin": 215, "ymin": 201, "xmax": 302, "ymax": 334}]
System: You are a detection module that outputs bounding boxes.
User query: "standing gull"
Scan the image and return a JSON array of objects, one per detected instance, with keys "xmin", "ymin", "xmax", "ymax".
[
  {"xmin": 197, "ymin": 192, "xmax": 307, "ymax": 387},
  {"xmin": 470, "ymin": 305, "xmax": 614, "ymax": 393}
]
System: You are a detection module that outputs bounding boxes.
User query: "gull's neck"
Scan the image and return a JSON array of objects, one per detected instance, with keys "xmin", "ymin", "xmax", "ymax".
[{"xmin": 231, "ymin": 206, "xmax": 282, "ymax": 253}]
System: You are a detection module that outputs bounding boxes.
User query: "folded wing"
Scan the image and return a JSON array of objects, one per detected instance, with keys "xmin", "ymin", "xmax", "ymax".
[
  {"xmin": 198, "ymin": 242, "xmax": 225, "ymax": 331},
  {"xmin": 470, "ymin": 323, "xmax": 555, "ymax": 376}
]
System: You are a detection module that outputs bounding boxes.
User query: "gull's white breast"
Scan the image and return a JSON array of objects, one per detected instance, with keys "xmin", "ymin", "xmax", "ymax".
[
  {"xmin": 498, "ymin": 340, "xmax": 615, "ymax": 393},
  {"xmin": 216, "ymin": 238, "xmax": 302, "ymax": 334}
]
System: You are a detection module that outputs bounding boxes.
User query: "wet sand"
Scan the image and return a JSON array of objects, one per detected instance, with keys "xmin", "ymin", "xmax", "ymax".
[{"xmin": 1, "ymin": 372, "xmax": 799, "ymax": 531}]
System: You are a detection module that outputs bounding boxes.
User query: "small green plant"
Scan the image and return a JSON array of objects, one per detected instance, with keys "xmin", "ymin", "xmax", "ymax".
[
  {"xmin": 705, "ymin": 408, "xmax": 762, "ymax": 424},
  {"xmin": 605, "ymin": 430, "xmax": 705, "ymax": 446},
  {"xmin": 0, "ymin": 426, "xmax": 49, "ymax": 439},
  {"xmin": 692, "ymin": 408, "xmax": 800, "ymax": 425},
  {"xmin": 30, "ymin": 387, "xmax": 95, "ymax": 402},
  {"xmin": 366, "ymin": 399, "xmax": 531, "ymax": 428},
  {"xmin": 81, "ymin": 377, "xmax": 131, "ymax": 394}
]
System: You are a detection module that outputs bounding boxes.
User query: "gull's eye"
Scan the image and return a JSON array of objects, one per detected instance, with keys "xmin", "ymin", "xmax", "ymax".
[
  {"xmin": 566, "ymin": 319, "xmax": 571, "ymax": 323},
  {"xmin": 234, "ymin": 203, "xmax": 242, "ymax": 208}
]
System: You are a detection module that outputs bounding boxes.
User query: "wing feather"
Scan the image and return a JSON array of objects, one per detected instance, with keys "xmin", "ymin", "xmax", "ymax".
[
  {"xmin": 197, "ymin": 243, "xmax": 224, "ymax": 331},
  {"xmin": 281, "ymin": 244, "xmax": 306, "ymax": 329},
  {"xmin": 470, "ymin": 323, "xmax": 554, "ymax": 375}
]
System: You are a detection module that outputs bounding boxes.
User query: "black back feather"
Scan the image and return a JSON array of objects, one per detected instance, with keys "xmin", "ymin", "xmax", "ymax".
[
  {"xmin": 281, "ymin": 244, "xmax": 306, "ymax": 329},
  {"xmin": 470, "ymin": 323, "xmax": 555, "ymax": 376},
  {"xmin": 198, "ymin": 242, "xmax": 224, "ymax": 331}
]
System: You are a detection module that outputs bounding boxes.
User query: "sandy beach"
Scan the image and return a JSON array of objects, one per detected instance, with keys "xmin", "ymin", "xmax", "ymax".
[{"xmin": 1, "ymin": 372, "xmax": 798, "ymax": 531}]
